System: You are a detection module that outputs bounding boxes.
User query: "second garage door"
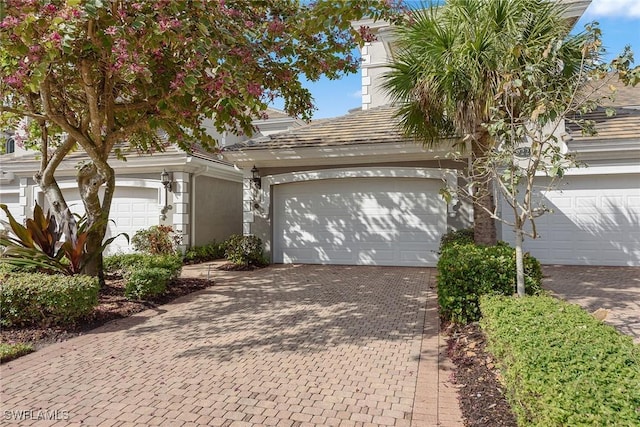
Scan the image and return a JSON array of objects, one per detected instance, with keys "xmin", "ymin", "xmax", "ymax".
[
  {"xmin": 501, "ymin": 174, "xmax": 640, "ymax": 266},
  {"xmin": 61, "ymin": 186, "xmax": 160, "ymax": 254},
  {"xmin": 273, "ymin": 177, "xmax": 446, "ymax": 266}
]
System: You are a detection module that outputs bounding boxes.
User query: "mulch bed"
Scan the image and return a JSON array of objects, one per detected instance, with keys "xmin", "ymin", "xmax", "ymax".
[
  {"xmin": 445, "ymin": 322, "xmax": 518, "ymax": 427},
  {"xmin": 0, "ymin": 275, "xmax": 213, "ymax": 352}
]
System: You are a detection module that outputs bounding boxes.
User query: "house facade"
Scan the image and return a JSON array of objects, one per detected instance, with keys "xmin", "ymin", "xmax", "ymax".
[
  {"xmin": 223, "ymin": 0, "xmax": 639, "ymax": 267},
  {"xmin": 0, "ymin": 109, "xmax": 302, "ymax": 254}
]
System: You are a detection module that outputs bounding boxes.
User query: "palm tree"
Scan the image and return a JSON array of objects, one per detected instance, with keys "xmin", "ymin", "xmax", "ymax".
[{"xmin": 383, "ymin": 0, "xmax": 580, "ymax": 246}]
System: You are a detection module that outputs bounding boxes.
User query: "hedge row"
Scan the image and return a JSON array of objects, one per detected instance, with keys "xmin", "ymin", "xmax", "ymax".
[
  {"xmin": 0, "ymin": 273, "xmax": 99, "ymax": 327},
  {"xmin": 437, "ymin": 230, "xmax": 542, "ymax": 323},
  {"xmin": 480, "ymin": 295, "xmax": 640, "ymax": 426}
]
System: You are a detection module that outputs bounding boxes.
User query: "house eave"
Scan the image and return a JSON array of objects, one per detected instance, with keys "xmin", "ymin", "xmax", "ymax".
[
  {"xmin": 222, "ymin": 141, "xmax": 460, "ymax": 169},
  {"xmin": 568, "ymin": 138, "xmax": 640, "ymax": 162}
]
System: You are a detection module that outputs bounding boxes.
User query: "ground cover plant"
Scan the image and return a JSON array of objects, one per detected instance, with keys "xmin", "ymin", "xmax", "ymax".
[
  {"xmin": 480, "ymin": 295, "xmax": 640, "ymax": 426},
  {"xmin": 0, "ymin": 342, "xmax": 34, "ymax": 363}
]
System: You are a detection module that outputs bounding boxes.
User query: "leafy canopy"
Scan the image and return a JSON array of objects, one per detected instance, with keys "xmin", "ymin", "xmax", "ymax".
[{"xmin": 0, "ymin": 0, "xmax": 402, "ymax": 155}]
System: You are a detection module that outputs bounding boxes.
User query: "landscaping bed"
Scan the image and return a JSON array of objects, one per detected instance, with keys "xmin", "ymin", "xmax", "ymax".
[
  {"xmin": 0, "ymin": 275, "xmax": 212, "ymax": 360},
  {"xmin": 446, "ymin": 322, "xmax": 518, "ymax": 427}
]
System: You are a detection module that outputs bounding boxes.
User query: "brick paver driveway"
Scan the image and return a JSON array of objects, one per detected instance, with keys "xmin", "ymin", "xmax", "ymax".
[
  {"xmin": 0, "ymin": 265, "xmax": 461, "ymax": 426},
  {"xmin": 544, "ymin": 265, "xmax": 640, "ymax": 343}
]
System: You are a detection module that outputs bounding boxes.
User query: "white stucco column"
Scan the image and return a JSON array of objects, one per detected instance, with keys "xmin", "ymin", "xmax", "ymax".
[
  {"xmin": 18, "ymin": 178, "xmax": 29, "ymax": 223},
  {"xmin": 242, "ymin": 169, "xmax": 255, "ymax": 236},
  {"xmin": 171, "ymin": 171, "xmax": 190, "ymax": 252}
]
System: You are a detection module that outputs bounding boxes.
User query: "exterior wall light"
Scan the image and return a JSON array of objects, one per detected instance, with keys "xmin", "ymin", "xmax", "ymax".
[
  {"xmin": 160, "ymin": 169, "xmax": 173, "ymax": 220},
  {"xmin": 251, "ymin": 165, "xmax": 261, "ymax": 189},
  {"xmin": 161, "ymin": 169, "xmax": 173, "ymax": 192}
]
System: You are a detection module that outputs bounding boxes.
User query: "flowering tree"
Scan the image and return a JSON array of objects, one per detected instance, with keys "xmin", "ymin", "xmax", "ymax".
[{"xmin": 0, "ymin": 0, "xmax": 402, "ymax": 280}]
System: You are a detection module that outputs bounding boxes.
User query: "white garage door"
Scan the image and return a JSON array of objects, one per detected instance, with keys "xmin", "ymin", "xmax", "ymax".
[
  {"xmin": 0, "ymin": 192, "xmax": 23, "ymax": 231},
  {"xmin": 502, "ymin": 174, "xmax": 640, "ymax": 266},
  {"xmin": 62, "ymin": 186, "xmax": 160, "ymax": 254},
  {"xmin": 273, "ymin": 177, "xmax": 446, "ymax": 267}
]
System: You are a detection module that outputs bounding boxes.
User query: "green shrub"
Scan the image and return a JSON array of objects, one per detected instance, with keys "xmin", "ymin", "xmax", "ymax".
[
  {"xmin": 224, "ymin": 234, "xmax": 267, "ymax": 267},
  {"xmin": 437, "ymin": 242, "xmax": 542, "ymax": 323},
  {"xmin": 103, "ymin": 253, "xmax": 148, "ymax": 273},
  {"xmin": 439, "ymin": 228, "xmax": 474, "ymax": 250},
  {"xmin": 104, "ymin": 253, "xmax": 182, "ymax": 278},
  {"xmin": 0, "ymin": 342, "xmax": 34, "ymax": 363},
  {"xmin": 183, "ymin": 241, "xmax": 225, "ymax": 264},
  {"xmin": 0, "ymin": 272, "xmax": 99, "ymax": 327},
  {"xmin": 480, "ymin": 295, "xmax": 640, "ymax": 426},
  {"xmin": 131, "ymin": 225, "xmax": 181, "ymax": 255},
  {"xmin": 124, "ymin": 267, "xmax": 172, "ymax": 300}
]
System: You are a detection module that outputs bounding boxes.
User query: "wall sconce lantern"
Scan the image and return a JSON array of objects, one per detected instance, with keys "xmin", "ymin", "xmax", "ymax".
[
  {"xmin": 161, "ymin": 169, "xmax": 173, "ymax": 192},
  {"xmin": 160, "ymin": 169, "xmax": 173, "ymax": 220},
  {"xmin": 251, "ymin": 165, "xmax": 261, "ymax": 189}
]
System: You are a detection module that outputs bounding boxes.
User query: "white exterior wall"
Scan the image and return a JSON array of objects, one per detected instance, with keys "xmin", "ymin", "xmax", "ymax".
[{"xmin": 360, "ymin": 39, "xmax": 393, "ymax": 110}]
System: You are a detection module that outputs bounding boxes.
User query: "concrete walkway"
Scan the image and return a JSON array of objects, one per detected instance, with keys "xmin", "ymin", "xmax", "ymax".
[
  {"xmin": 543, "ymin": 265, "xmax": 640, "ymax": 343},
  {"xmin": 0, "ymin": 264, "xmax": 463, "ymax": 426}
]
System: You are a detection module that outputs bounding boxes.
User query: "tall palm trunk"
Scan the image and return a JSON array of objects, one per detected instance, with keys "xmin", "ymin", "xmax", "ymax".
[{"xmin": 471, "ymin": 132, "xmax": 497, "ymax": 246}]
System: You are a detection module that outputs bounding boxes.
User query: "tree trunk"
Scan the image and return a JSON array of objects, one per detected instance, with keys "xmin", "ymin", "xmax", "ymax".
[
  {"xmin": 35, "ymin": 173, "xmax": 79, "ymax": 241},
  {"xmin": 77, "ymin": 161, "xmax": 111, "ymax": 286},
  {"xmin": 515, "ymin": 227, "xmax": 525, "ymax": 297},
  {"xmin": 471, "ymin": 132, "xmax": 497, "ymax": 246}
]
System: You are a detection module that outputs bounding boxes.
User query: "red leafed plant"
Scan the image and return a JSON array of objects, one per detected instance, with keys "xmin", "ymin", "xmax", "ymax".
[{"xmin": 0, "ymin": 203, "xmax": 126, "ymax": 275}]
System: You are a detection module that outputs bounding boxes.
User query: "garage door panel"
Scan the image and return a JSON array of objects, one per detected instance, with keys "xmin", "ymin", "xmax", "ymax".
[
  {"xmin": 274, "ymin": 177, "xmax": 445, "ymax": 267},
  {"xmin": 61, "ymin": 186, "xmax": 159, "ymax": 255},
  {"xmin": 503, "ymin": 174, "xmax": 640, "ymax": 266}
]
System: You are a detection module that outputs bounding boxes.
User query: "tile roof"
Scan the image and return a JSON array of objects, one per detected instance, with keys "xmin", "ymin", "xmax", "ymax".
[
  {"xmin": 223, "ymin": 105, "xmax": 414, "ymax": 151},
  {"xmin": 568, "ymin": 107, "xmax": 640, "ymax": 141},
  {"xmin": 581, "ymin": 73, "xmax": 640, "ymax": 108},
  {"xmin": 569, "ymin": 80, "xmax": 640, "ymax": 141}
]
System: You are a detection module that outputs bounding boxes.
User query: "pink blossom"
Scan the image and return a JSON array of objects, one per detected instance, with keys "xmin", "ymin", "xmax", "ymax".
[
  {"xmin": 43, "ymin": 3, "xmax": 57, "ymax": 14},
  {"xmin": 5, "ymin": 75, "xmax": 24, "ymax": 89},
  {"xmin": 0, "ymin": 16, "xmax": 20, "ymax": 29},
  {"xmin": 105, "ymin": 26, "xmax": 117, "ymax": 36},
  {"xmin": 50, "ymin": 31, "xmax": 62, "ymax": 42},
  {"xmin": 268, "ymin": 20, "xmax": 285, "ymax": 35},
  {"xmin": 247, "ymin": 82, "xmax": 262, "ymax": 97},
  {"xmin": 132, "ymin": 3, "xmax": 143, "ymax": 11},
  {"xmin": 170, "ymin": 72, "xmax": 185, "ymax": 90}
]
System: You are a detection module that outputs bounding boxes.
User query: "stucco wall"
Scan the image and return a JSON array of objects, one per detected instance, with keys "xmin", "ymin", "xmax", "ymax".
[{"xmin": 192, "ymin": 175, "xmax": 242, "ymax": 246}]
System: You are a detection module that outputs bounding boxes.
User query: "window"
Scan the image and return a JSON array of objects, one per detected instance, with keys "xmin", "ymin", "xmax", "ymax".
[{"xmin": 4, "ymin": 137, "xmax": 14, "ymax": 154}]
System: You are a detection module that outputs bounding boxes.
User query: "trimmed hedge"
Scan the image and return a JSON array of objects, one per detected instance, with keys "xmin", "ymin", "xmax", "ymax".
[
  {"xmin": 224, "ymin": 234, "xmax": 267, "ymax": 267},
  {"xmin": 124, "ymin": 267, "xmax": 173, "ymax": 300},
  {"xmin": 437, "ymin": 239, "xmax": 542, "ymax": 324},
  {"xmin": 104, "ymin": 253, "xmax": 182, "ymax": 300},
  {"xmin": 183, "ymin": 241, "xmax": 225, "ymax": 264},
  {"xmin": 105, "ymin": 253, "xmax": 182, "ymax": 279},
  {"xmin": 0, "ymin": 273, "xmax": 99, "ymax": 326},
  {"xmin": 439, "ymin": 228, "xmax": 474, "ymax": 249},
  {"xmin": 480, "ymin": 295, "xmax": 640, "ymax": 426}
]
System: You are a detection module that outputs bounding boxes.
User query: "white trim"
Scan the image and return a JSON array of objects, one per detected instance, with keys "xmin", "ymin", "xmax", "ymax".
[
  {"xmin": 259, "ymin": 167, "xmax": 457, "ymax": 214},
  {"xmin": 535, "ymin": 164, "xmax": 640, "ymax": 177}
]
